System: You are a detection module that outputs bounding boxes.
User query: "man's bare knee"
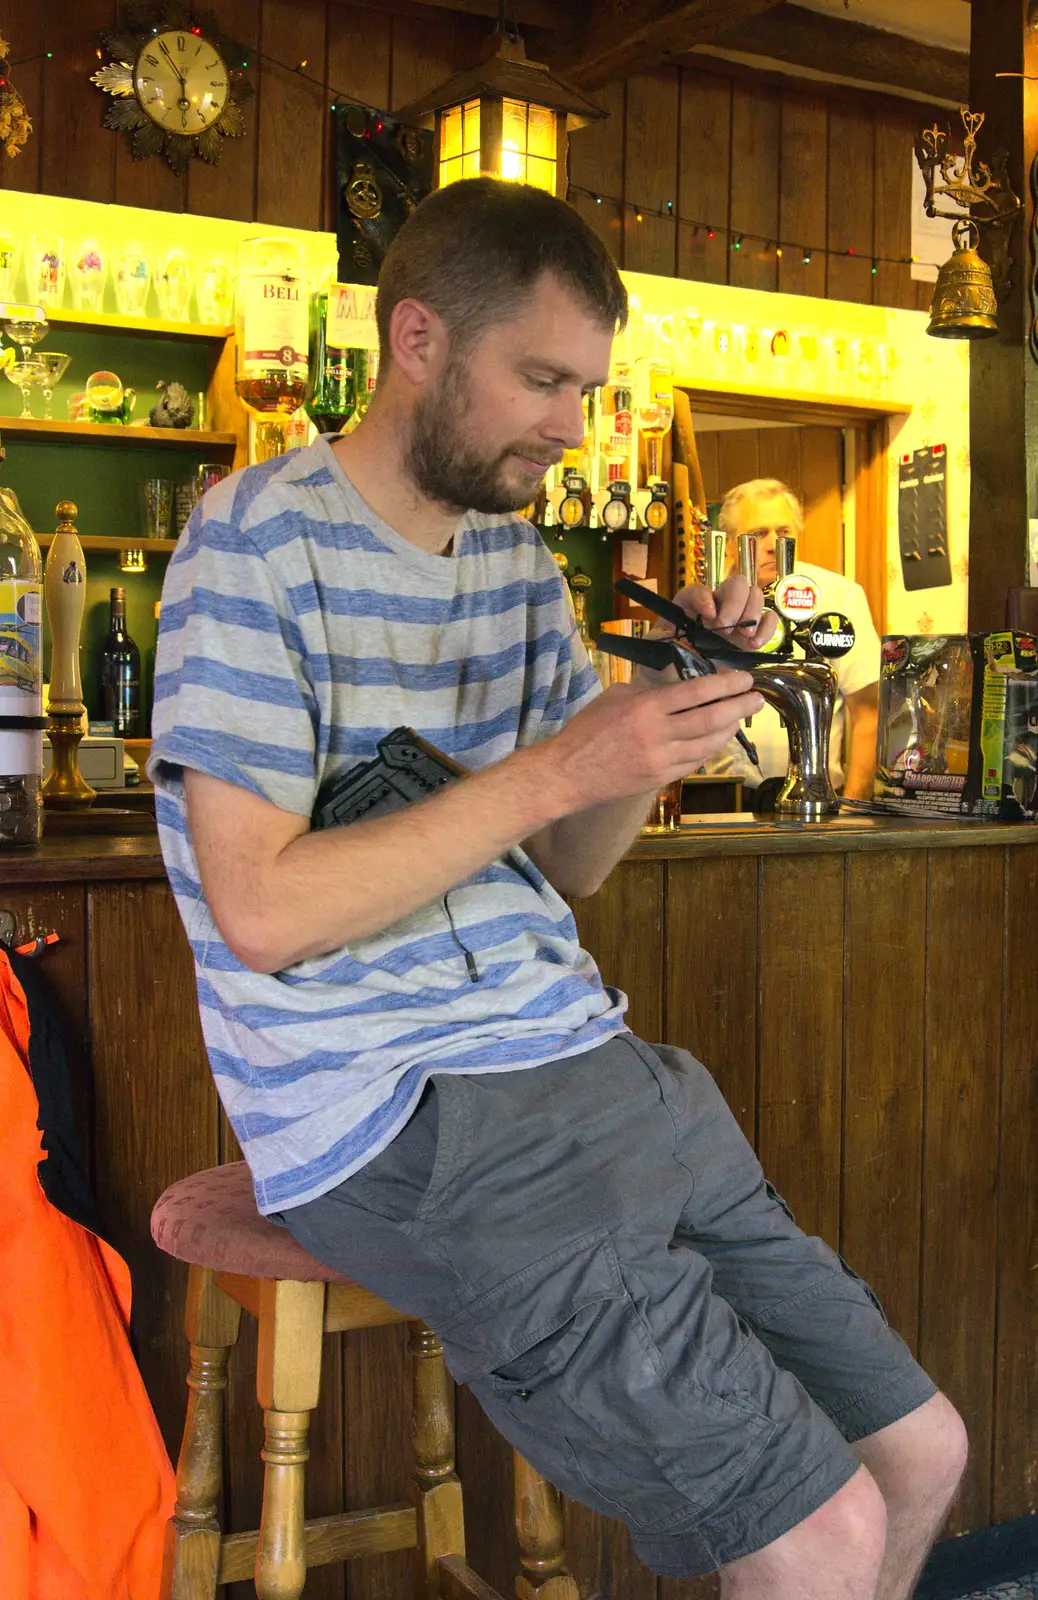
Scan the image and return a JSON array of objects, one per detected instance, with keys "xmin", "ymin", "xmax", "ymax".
[
  {"xmin": 722, "ymin": 1466, "xmax": 887, "ymax": 1599},
  {"xmin": 857, "ymin": 1392, "xmax": 968, "ymax": 1515}
]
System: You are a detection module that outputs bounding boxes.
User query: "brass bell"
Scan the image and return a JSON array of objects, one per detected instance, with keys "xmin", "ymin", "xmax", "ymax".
[{"xmin": 927, "ymin": 219, "xmax": 998, "ymax": 339}]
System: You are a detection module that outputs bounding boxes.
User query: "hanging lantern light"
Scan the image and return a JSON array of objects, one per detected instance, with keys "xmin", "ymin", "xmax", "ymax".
[{"xmin": 394, "ymin": 27, "xmax": 607, "ymax": 198}]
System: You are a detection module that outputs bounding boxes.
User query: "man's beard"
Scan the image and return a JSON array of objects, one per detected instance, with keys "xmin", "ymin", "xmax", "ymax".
[{"xmin": 405, "ymin": 359, "xmax": 550, "ymax": 515}]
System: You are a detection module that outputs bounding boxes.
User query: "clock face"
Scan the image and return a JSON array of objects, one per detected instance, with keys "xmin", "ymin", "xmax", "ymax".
[{"xmin": 133, "ymin": 29, "xmax": 229, "ymax": 135}]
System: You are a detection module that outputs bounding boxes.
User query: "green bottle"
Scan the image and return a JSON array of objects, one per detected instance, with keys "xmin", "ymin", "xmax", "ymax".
[{"xmin": 305, "ymin": 288, "xmax": 356, "ymax": 435}]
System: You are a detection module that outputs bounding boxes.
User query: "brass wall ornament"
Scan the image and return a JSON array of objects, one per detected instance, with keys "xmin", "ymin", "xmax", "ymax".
[{"xmin": 915, "ymin": 108, "xmax": 1022, "ymax": 340}]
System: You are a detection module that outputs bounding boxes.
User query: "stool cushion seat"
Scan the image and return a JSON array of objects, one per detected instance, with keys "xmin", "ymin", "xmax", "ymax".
[{"xmin": 151, "ymin": 1162, "xmax": 351, "ymax": 1283}]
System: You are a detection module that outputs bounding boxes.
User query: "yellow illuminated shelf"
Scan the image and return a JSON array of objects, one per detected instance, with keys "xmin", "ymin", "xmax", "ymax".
[
  {"xmin": 0, "ymin": 416, "xmax": 236, "ymax": 452},
  {"xmin": 43, "ymin": 308, "xmax": 234, "ymax": 341},
  {"xmin": 36, "ymin": 533, "xmax": 176, "ymax": 553}
]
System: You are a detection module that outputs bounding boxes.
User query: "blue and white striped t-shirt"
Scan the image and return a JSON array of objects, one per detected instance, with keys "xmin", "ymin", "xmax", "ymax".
[{"xmin": 150, "ymin": 434, "xmax": 628, "ymax": 1213}]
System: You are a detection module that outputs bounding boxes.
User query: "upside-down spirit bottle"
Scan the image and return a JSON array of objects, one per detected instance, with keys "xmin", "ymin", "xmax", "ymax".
[{"xmin": 235, "ymin": 236, "xmax": 311, "ymax": 461}]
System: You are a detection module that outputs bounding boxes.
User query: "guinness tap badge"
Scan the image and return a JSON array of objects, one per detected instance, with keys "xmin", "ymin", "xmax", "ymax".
[{"xmin": 808, "ymin": 611, "xmax": 856, "ymax": 659}]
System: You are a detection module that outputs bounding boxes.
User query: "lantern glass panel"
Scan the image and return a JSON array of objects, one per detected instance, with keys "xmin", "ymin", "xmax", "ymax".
[{"xmin": 527, "ymin": 103, "xmax": 555, "ymax": 160}]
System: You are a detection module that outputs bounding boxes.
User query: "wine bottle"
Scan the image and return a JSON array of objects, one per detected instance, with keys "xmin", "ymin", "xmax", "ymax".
[
  {"xmin": 305, "ymin": 287, "xmax": 356, "ymax": 435},
  {"xmin": 98, "ymin": 586, "xmax": 141, "ymax": 738}
]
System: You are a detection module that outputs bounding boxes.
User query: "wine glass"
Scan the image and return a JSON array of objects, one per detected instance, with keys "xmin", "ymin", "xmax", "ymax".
[
  {"xmin": 36, "ymin": 352, "xmax": 71, "ymax": 420},
  {"xmin": 635, "ymin": 356, "xmax": 674, "ymax": 485},
  {"xmin": 5, "ymin": 312, "xmax": 48, "ymax": 363},
  {"xmin": 5, "ymin": 359, "xmax": 47, "ymax": 418}
]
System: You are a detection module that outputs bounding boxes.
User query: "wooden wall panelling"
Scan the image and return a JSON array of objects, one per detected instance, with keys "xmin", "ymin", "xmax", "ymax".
[
  {"xmin": 919, "ymin": 849, "xmax": 1002, "ymax": 1535},
  {"xmin": 388, "ymin": 12, "xmax": 456, "ymax": 111},
  {"xmin": 623, "ymin": 69, "xmax": 680, "ymax": 278},
  {"xmin": 322, "ymin": 0, "xmax": 392, "ymax": 232},
  {"xmin": 993, "ymin": 846, "xmax": 1038, "ymax": 1524},
  {"xmin": 717, "ymin": 429, "xmax": 760, "ymax": 501},
  {"xmin": 873, "ymin": 105, "xmax": 928, "ymax": 312},
  {"xmin": 800, "ymin": 425, "xmax": 844, "ymax": 573},
  {"xmin": 341, "ymin": 1324, "xmax": 412, "ymax": 1600},
  {"xmin": 826, "ymin": 103, "xmax": 875, "ymax": 305},
  {"xmin": 456, "ymin": 1382, "xmax": 519, "ymax": 1597},
  {"xmin": 664, "ymin": 856, "xmax": 759, "ymax": 1143},
  {"xmin": 87, "ymin": 882, "xmax": 218, "ymax": 1457},
  {"xmin": 41, "ymin": 0, "xmax": 117, "ymax": 204},
  {"xmin": 777, "ymin": 94, "xmax": 827, "ymax": 299},
  {"xmin": 186, "ymin": 0, "xmax": 261, "ymax": 222},
  {"xmin": 696, "ymin": 429, "xmax": 720, "ymax": 503},
  {"xmin": 568, "ymin": 79, "xmax": 626, "ymax": 265},
  {"xmin": 841, "ymin": 853, "xmax": 925, "ymax": 1351},
  {"xmin": 0, "ymin": 0, "xmax": 43, "ymax": 192},
  {"xmin": 569, "ymin": 860, "xmax": 665, "ymax": 1041},
  {"xmin": 728, "ymin": 82, "xmax": 780, "ymax": 293},
  {"xmin": 757, "ymin": 854, "xmax": 844, "ymax": 1241},
  {"xmin": 758, "ymin": 424, "xmax": 804, "ymax": 502},
  {"xmin": 256, "ymin": 0, "xmax": 328, "ymax": 230},
  {"xmin": 676, "ymin": 68, "xmax": 732, "ymax": 286}
]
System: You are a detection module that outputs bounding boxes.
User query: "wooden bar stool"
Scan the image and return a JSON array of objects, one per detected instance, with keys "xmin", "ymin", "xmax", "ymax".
[{"xmin": 151, "ymin": 1162, "xmax": 579, "ymax": 1600}]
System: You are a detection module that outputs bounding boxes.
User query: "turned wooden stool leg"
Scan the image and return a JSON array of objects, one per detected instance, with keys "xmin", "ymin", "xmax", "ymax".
[
  {"xmin": 162, "ymin": 1266, "xmax": 242, "ymax": 1600},
  {"xmin": 513, "ymin": 1453, "xmax": 580, "ymax": 1600},
  {"xmin": 253, "ymin": 1280, "xmax": 325, "ymax": 1600},
  {"xmin": 410, "ymin": 1322, "xmax": 466, "ymax": 1597}
]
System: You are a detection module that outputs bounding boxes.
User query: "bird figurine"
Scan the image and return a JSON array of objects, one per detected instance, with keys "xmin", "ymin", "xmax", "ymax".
[{"xmin": 149, "ymin": 380, "xmax": 195, "ymax": 429}]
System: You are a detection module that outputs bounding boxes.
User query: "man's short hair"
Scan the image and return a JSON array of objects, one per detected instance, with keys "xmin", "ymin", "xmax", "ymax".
[
  {"xmin": 375, "ymin": 177, "xmax": 628, "ymax": 363},
  {"xmin": 718, "ymin": 478, "xmax": 804, "ymax": 536}
]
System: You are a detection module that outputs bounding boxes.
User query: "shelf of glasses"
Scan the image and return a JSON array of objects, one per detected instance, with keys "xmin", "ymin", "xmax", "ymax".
[
  {"xmin": 36, "ymin": 533, "xmax": 177, "ymax": 553},
  {"xmin": 38, "ymin": 308, "xmax": 234, "ymax": 342},
  {"xmin": 0, "ymin": 416, "xmax": 236, "ymax": 452}
]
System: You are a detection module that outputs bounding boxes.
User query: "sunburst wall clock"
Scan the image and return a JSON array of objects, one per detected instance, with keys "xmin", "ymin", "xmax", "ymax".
[{"xmin": 91, "ymin": 3, "xmax": 253, "ymax": 175}]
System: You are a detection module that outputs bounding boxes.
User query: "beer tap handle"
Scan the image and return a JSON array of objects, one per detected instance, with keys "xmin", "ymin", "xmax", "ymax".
[{"xmin": 737, "ymin": 533, "xmax": 758, "ymax": 587}]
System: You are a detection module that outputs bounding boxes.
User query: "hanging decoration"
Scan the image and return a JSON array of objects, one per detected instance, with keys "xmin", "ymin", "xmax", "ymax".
[
  {"xmin": 333, "ymin": 105, "xmax": 433, "ymax": 284},
  {"xmin": 0, "ymin": 33, "xmax": 32, "ymax": 158}
]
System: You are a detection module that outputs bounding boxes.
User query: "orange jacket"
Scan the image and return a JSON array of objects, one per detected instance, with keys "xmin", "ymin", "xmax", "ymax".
[{"xmin": 0, "ymin": 951, "xmax": 174, "ymax": 1599}]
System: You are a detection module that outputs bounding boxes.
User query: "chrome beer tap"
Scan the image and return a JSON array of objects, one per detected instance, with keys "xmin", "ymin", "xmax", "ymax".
[{"xmin": 599, "ymin": 574, "xmax": 853, "ymax": 820}]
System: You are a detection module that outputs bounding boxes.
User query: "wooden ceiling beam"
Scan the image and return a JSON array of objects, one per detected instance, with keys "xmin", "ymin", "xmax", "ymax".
[
  {"xmin": 539, "ymin": 0, "xmax": 786, "ymax": 90},
  {"xmin": 323, "ymin": 0, "xmax": 575, "ymax": 35},
  {"xmin": 699, "ymin": 4, "xmax": 968, "ymax": 105}
]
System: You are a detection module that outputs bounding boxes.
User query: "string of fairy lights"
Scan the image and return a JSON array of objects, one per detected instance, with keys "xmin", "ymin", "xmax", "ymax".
[{"xmin": 566, "ymin": 183, "xmax": 944, "ymax": 276}]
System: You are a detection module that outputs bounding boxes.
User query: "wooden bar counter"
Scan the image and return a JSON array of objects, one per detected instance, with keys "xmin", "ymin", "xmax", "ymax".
[{"xmin": 5, "ymin": 814, "xmax": 1037, "ymax": 1600}]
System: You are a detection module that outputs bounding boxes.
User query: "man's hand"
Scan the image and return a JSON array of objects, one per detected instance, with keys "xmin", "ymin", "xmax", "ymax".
[
  {"xmin": 647, "ymin": 572, "xmax": 778, "ymax": 657},
  {"xmin": 543, "ymin": 669, "xmax": 764, "ymax": 814}
]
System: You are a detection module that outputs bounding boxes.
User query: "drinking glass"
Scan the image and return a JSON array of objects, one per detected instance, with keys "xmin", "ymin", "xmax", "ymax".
[
  {"xmin": 4, "ymin": 359, "xmax": 46, "ymax": 418},
  {"xmin": 155, "ymin": 247, "xmax": 193, "ymax": 322},
  {"xmin": 643, "ymin": 778, "xmax": 683, "ymax": 834},
  {"xmin": 196, "ymin": 461, "xmax": 231, "ymax": 502},
  {"xmin": 27, "ymin": 235, "xmax": 65, "ymax": 307},
  {"xmin": 70, "ymin": 240, "xmax": 108, "ymax": 313},
  {"xmin": 173, "ymin": 477, "xmax": 198, "ymax": 536},
  {"xmin": 0, "ymin": 234, "xmax": 19, "ymax": 301},
  {"xmin": 36, "ymin": 351, "xmax": 70, "ymax": 420},
  {"xmin": 4, "ymin": 312, "xmax": 47, "ymax": 362},
  {"xmin": 113, "ymin": 247, "xmax": 150, "ymax": 316},
  {"xmin": 140, "ymin": 478, "xmax": 175, "ymax": 539},
  {"xmin": 195, "ymin": 256, "xmax": 234, "ymax": 324}
]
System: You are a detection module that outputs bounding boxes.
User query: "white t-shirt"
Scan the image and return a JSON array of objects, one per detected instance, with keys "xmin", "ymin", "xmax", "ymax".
[{"xmin": 706, "ymin": 562, "xmax": 882, "ymax": 788}]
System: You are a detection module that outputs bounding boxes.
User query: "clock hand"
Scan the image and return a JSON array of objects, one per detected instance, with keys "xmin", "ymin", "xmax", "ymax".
[{"xmin": 159, "ymin": 39, "xmax": 187, "ymax": 87}]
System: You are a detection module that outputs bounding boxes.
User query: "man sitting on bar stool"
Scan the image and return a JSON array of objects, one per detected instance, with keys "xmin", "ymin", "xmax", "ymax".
[
  {"xmin": 150, "ymin": 178, "xmax": 964, "ymax": 1600},
  {"xmin": 708, "ymin": 477, "xmax": 882, "ymax": 804}
]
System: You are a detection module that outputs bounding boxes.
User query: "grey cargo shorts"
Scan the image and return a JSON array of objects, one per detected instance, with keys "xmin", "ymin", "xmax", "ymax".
[{"xmin": 279, "ymin": 1034, "xmax": 936, "ymax": 1578}]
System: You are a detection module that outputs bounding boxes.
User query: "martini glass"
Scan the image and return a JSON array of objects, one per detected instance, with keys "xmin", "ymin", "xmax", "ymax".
[
  {"xmin": 5, "ymin": 359, "xmax": 47, "ymax": 418},
  {"xmin": 5, "ymin": 313, "xmax": 48, "ymax": 363},
  {"xmin": 36, "ymin": 351, "xmax": 70, "ymax": 420}
]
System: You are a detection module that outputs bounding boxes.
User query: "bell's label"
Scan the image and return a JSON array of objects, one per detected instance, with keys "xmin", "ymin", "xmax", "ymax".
[
  {"xmin": 241, "ymin": 273, "xmax": 309, "ymax": 374},
  {"xmin": 0, "ymin": 581, "xmax": 41, "ymax": 697},
  {"xmin": 326, "ymin": 283, "xmax": 379, "ymax": 352},
  {"xmin": 773, "ymin": 572, "xmax": 820, "ymax": 622}
]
